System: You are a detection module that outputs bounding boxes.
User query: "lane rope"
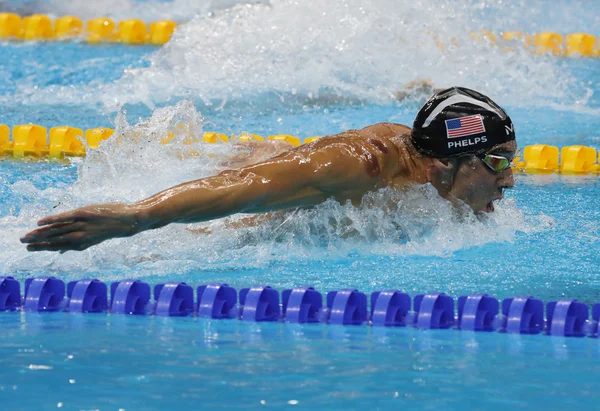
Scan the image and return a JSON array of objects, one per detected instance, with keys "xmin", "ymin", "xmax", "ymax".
[
  {"xmin": 0, "ymin": 14, "xmax": 177, "ymax": 45},
  {"xmin": 1, "ymin": 276, "xmax": 598, "ymax": 338},
  {"xmin": 1, "ymin": 123, "xmax": 599, "ymax": 174},
  {"xmin": 0, "ymin": 12, "xmax": 599, "ymax": 55}
]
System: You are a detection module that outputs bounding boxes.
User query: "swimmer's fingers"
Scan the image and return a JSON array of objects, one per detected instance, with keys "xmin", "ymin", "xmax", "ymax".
[
  {"xmin": 25, "ymin": 238, "xmax": 91, "ymax": 253},
  {"xmin": 24, "ymin": 231, "xmax": 91, "ymax": 252},
  {"xmin": 20, "ymin": 222, "xmax": 85, "ymax": 244},
  {"xmin": 37, "ymin": 210, "xmax": 88, "ymax": 226}
]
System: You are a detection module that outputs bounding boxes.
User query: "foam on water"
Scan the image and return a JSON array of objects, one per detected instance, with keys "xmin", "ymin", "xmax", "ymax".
[
  {"xmin": 0, "ymin": 0, "xmax": 587, "ymax": 280},
  {"xmin": 10, "ymin": 0, "xmax": 596, "ymax": 116},
  {"xmin": 4, "ymin": 0, "xmax": 598, "ymax": 32},
  {"xmin": 1, "ymin": 0, "xmax": 267, "ymax": 21},
  {"xmin": 0, "ymin": 101, "xmax": 553, "ymax": 278}
]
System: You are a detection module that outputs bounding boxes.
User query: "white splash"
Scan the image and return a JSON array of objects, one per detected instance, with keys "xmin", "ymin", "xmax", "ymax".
[
  {"xmin": 0, "ymin": 101, "xmax": 553, "ymax": 277},
  {"xmin": 2, "ymin": 0, "xmax": 267, "ymax": 21},
  {"xmin": 10, "ymin": 0, "xmax": 595, "ymax": 114}
]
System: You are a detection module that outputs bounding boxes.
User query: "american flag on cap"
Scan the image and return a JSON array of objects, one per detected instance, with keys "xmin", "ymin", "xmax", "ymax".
[{"xmin": 445, "ymin": 115, "xmax": 486, "ymax": 139}]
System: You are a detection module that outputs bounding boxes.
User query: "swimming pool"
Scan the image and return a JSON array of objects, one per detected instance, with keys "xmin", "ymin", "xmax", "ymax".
[{"xmin": 1, "ymin": 0, "xmax": 600, "ymax": 409}]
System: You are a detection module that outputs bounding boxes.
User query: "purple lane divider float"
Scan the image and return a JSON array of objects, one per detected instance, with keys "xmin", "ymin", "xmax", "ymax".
[
  {"xmin": 457, "ymin": 294, "xmax": 499, "ymax": 331},
  {"xmin": 370, "ymin": 290, "xmax": 411, "ymax": 327},
  {"xmin": 239, "ymin": 286, "xmax": 280, "ymax": 322},
  {"xmin": 110, "ymin": 280, "xmax": 151, "ymax": 315},
  {"xmin": 197, "ymin": 284, "xmax": 237, "ymax": 319},
  {"xmin": 500, "ymin": 296, "xmax": 544, "ymax": 334},
  {"xmin": 587, "ymin": 303, "xmax": 600, "ymax": 337},
  {"xmin": 24, "ymin": 277, "xmax": 65, "ymax": 312},
  {"xmin": 0, "ymin": 276, "xmax": 21, "ymax": 311},
  {"xmin": 414, "ymin": 293, "xmax": 455, "ymax": 329},
  {"xmin": 154, "ymin": 282, "xmax": 194, "ymax": 317},
  {"xmin": 67, "ymin": 279, "xmax": 108, "ymax": 313},
  {"xmin": 546, "ymin": 299, "xmax": 588, "ymax": 337},
  {"xmin": 593, "ymin": 304, "xmax": 600, "ymax": 323},
  {"xmin": 281, "ymin": 287, "xmax": 322, "ymax": 323},
  {"xmin": 326, "ymin": 289, "xmax": 367, "ymax": 325},
  {"xmin": 4, "ymin": 276, "xmax": 600, "ymax": 339}
]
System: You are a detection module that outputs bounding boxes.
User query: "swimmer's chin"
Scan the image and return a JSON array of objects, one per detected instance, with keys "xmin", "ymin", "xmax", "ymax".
[{"xmin": 476, "ymin": 201, "xmax": 496, "ymax": 214}]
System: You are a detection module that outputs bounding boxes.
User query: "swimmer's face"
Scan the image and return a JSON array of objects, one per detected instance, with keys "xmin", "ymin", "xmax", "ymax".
[{"xmin": 448, "ymin": 141, "xmax": 517, "ymax": 213}]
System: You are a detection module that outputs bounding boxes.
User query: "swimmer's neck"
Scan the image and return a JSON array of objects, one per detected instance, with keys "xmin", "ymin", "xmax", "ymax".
[{"xmin": 390, "ymin": 135, "xmax": 431, "ymax": 188}]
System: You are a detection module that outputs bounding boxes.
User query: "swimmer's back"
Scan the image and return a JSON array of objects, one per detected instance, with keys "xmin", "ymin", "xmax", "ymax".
[
  {"xmin": 227, "ymin": 122, "xmax": 412, "ymax": 194},
  {"xmin": 294, "ymin": 122, "xmax": 412, "ymax": 184}
]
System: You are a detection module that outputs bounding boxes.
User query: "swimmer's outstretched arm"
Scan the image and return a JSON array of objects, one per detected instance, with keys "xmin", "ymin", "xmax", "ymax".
[{"xmin": 21, "ymin": 136, "xmax": 395, "ymax": 252}]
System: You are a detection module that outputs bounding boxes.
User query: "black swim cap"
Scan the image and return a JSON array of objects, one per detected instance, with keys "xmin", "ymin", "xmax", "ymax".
[{"xmin": 411, "ymin": 87, "xmax": 516, "ymax": 158}]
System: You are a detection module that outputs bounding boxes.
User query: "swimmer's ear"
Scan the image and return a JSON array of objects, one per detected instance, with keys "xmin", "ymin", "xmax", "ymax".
[
  {"xmin": 430, "ymin": 158, "xmax": 457, "ymax": 175},
  {"xmin": 427, "ymin": 158, "xmax": 458, "ymax": 198}
]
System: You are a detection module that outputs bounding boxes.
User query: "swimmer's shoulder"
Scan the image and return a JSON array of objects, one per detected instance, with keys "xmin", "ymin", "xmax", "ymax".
[
  {"xmin": 297, "ymin": 122, "xmax": 410, "ymax": 160},
  {"xmin": 335, "ymin": 123, "xmax": 410, "ymax": 178},
  {"xmin": 360, "ymin": 122, "xmax": 412, "ymax": 139},
  {"xmin": 292, "ymin": 123, "xmax": 410, "ymax": 182},
  {"xmin": 354, "ymin": 122, "xmax": 411, "ymax": 158}
]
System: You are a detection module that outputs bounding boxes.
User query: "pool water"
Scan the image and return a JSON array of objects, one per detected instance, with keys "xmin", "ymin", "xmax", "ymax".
[
  {"xmin": 1, "ymin": 0, "xmax": 600, "ymax": 409},
  {"xmin": 3, "ymin": 313, "xmax": 600, "ymax": 410}
]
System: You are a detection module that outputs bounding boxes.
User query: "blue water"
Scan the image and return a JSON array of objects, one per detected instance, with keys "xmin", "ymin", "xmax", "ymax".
[
  {"xmin": 2, "ymin": 313, "xmax": 600, "ymax": 410},
  {"xmin": 0, "ymin": 44, "xmax": 599, "ymax": 146},
  {"xmin": 1, "ymin": 1, "xmax": 600, "ymax": 409}
]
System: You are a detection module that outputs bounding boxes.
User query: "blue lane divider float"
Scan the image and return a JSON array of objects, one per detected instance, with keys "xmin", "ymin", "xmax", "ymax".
[
  {"xmin": 239, "ymin": 285, "xmax": 280, "ymax": 322},
  {"xmin": 24, "ymin": 277, "xmax": 65, "ymax": 312},
  {"xmin": 457, "ymin": 294, "xmax": 498, "ymax": 331},
  {"xmin": 500, "ymin": 296, "xmax": 545, "ymax": 334},
  {"xmin": 546, "ymin": 299, "xmax": 588, "ymax": 337},
  {"xmin": 110, "ymin": 280, "xmax": 151, "ymax": 315},
  {"xmin": 197, "ymin": 283, "xmax": 237, "ymax": 319},
  {"xmin": 0, "ymin": 276, "xmax": 21, "ymax": 311},
  {"xmin": 370, "ymin": 290, "xmax": 410, "ymax": 327},
  {"xmin": 154, "ymin": 282, "xmax": 194, "ymax": 317},
  {"xmin": 67, "ymin": 278, "xmax": 107, "ymax": 313},
  {"xmin": 414, "ymin": 293, "xmax": 455, "ymax": 329},
  {"xmin": 2, "ymin": 277, "xmax": 600, "ymax": 339},
  {"xmin": 326, "ymin": 289, "xmax": 367, "ymax": 325},
  {"xmin": 282, "ymin": 287, "xmax": 322, "ymax": 323}
]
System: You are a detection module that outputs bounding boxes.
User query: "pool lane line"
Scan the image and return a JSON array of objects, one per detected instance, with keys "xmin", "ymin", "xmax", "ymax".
[{"xmin": 1, "ymin": 277, "xmax": 599, "ymax": 338}]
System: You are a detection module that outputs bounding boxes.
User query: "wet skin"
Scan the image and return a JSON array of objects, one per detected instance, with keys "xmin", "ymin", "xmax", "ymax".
[{"xmin": 21, "ymin": 123, "xmax": 516, "ymax": 252}]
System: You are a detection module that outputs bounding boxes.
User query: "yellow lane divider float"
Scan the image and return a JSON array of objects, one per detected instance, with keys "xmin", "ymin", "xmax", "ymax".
[
  {"xmin": 515, "ymin": 144, "xmax": 600, "ymax": 174},
  {"xmin": 469, "ymin": 30, "xmax": 599, "ymax": 57},
  {"xmin": 0, "ymin": 124, "xmax": 312, "ymax": 160},
  {"xmin": 0, "ymin": 13, "xmax": 177, "ymax": 45},
  {"xmin": 0, "ymin": 123, "xmax": 599, "ymax": 174},
  {"xmin": 0, "ymin": 12, "xmax": 598, "ymax": 55}
]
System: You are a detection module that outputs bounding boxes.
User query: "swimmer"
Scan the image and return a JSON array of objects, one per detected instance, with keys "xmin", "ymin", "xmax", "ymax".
[
  {"xmin": 393, "ymin": 79, "xmax": 443, "ymax": 102},
  {"xmin": 21, "ymin": 86, "xmax": 517, "ymax": 252}
]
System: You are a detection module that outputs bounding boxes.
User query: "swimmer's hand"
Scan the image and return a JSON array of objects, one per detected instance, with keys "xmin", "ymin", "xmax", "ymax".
[
  {"xmin": 20, "ymin": 203, "xmax": 138, "ymax": 252},
  {"xmin": 393, "ymin": 79, "xmax": 442, "ymax": 102}
]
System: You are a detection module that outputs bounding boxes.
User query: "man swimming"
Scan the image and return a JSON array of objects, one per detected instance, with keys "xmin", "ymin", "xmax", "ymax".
[{"xmin": 21, "ymin": 86, "xmax": 517, "ymax": 252}]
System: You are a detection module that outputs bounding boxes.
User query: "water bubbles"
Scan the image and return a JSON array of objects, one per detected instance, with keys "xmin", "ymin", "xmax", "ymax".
[
  {"xmin": 10, "ymin": 0, "xmax": 591, "ymax": 113},
  {"xmin": 37, "ymin": 0, "xmax": 269, "ymax": 22},
  {"xmin": 0, "ymin": 0, "xmax": 572, "ymax": 279},
  {"xmin": 0, "ymin": 99, "xmax": 552, "ymax": 277}
]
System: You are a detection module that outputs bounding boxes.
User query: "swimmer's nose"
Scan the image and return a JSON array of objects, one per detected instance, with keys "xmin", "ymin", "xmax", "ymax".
[{"xmin": 499, "ymin": 167, "xmax": 515, "ymax": 190}]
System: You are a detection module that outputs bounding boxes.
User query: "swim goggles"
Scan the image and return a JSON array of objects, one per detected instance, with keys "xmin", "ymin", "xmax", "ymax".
[{"xmin": 475, "ymin": 153, "xmax": 513, "ymax": 173}]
